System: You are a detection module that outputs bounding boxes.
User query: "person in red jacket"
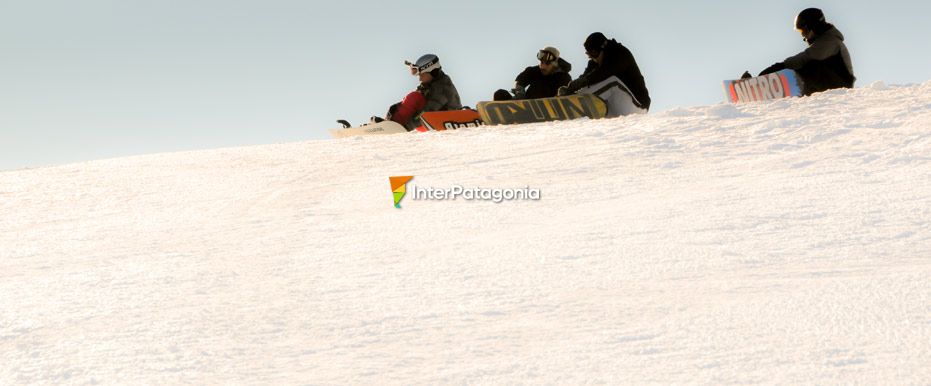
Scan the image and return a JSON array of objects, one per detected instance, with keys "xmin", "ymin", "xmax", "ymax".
[{"xmin": 385, "ymin": 91, "xmax": 426, "ymax": 128}]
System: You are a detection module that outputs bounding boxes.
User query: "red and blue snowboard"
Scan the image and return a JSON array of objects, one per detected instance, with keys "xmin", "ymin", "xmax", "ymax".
[{"xmin": 723, "ymin": 69, "xmax": 804, "ymax": 104}]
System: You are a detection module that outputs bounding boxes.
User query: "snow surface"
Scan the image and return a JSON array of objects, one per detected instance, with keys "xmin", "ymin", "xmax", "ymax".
[{"xmin": 2, "ymin": 82, "xmax": 930, "ymax": 384}]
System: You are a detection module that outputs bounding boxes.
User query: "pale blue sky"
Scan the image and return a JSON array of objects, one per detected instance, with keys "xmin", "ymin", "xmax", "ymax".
[{"xmin": 2, "ymin": 0, "xmax": 929, "ymax": 170}]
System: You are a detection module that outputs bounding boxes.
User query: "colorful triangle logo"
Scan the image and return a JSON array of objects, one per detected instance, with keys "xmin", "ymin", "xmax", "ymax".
[{"xmin": 389, "ymin": 176, "xmax": 413, "ymax": 208}]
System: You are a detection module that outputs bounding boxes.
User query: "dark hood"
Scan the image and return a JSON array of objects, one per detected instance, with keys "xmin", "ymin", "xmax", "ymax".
[
  {"xmin": 557, "ymin": 57, "xmax": 572, "ymax": 73},
  {"xmin": 807, "ymin": 23, "xmax": 843, "ymax": 45}
]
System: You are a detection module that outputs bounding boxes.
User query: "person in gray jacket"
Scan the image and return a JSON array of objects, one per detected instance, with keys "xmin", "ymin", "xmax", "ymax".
[
  {"xmin": 759, "ymin": 8, "xmax": 855, "ymax": 95},
  {"xmin": 375, "ymin": 54, "xmax": 462, "ymax": 130},
  {"xmin": 407, "ymin": 54, "xmax": 462, "ymax": 122}
]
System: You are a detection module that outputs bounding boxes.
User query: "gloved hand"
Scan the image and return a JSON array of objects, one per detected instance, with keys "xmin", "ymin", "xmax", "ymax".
[
  {"xmin": 563, "ymin": 78, "xmax": 587, "ymax": 95},
  {"xmin": 557, "ymin": 86, "xmax": 571, "ymax": 96},
  {"xmin": 385, "ymin": 102, "xmax": 401, "ymax": 119},
  {"xmin": 759, "ymin": 63, "xmax": 786, "ymax": 76},
  {"xmin": 510, "ymin": 87, "xmax": 526, "ymax": 99}
]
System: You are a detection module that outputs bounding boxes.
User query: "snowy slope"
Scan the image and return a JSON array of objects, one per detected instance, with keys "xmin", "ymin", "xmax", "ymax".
[{"xmin": 2, "ymin": 82, "xmax": 930, "ymax": 384}]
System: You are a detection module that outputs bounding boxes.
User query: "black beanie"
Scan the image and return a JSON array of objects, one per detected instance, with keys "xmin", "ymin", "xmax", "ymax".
[
  {"xmin": 584, "ymin": 32, "xmax": 607, "ymax": 53},
  {"xmin": 795, "ymin": 8, "xmax": 826, "ymax": 30}
]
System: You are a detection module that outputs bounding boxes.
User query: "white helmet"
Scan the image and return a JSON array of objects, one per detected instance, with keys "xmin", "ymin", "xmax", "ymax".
[{"xmin": 405, "ymin": 54, "xmax": 441, "ymax": 75}]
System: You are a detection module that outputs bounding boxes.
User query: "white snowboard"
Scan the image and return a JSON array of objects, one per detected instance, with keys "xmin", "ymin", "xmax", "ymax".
[{"xmin": 329, "ymin": 121, "xmax": 409, "ymax": 138}]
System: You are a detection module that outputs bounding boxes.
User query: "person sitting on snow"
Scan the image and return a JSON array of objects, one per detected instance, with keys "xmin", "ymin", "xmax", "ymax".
[
  {"xmin": 494, "ymin": 46, "xmax": 572, "ymax": 101},
  {"xmin": 371, "ymin": 54, "xmax": 461, "ymax": 131},
  {"xmin": 758, "ymin": 8, "xmax": 855, "ymax": 95},
  {"xmin": 558, "ymin": 32, "xmax": 651, "ymax": 117},
  {"xmin": 395, "ymin": 54, "xmax": 462, "ymax": 130}
]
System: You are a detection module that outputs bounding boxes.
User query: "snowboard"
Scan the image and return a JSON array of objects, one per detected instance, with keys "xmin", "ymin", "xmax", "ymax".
[
  {"xmin": 476, "ymin": 94, "xmax": 608, "ymax": 125},
  {"xmin": 723, "ymin": 69, "xmax": 804, "ymax": 104},
  {"xmin": 329, "ymin": 120, "xmax": 409, "ymax": 138},
  {"xmin": 420, "ymin": 109, "xmax": 484, "ymax": 131}
]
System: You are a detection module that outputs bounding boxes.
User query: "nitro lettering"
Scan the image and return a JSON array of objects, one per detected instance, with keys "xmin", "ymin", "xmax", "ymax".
[
  {"xmin": 759, "ymin": 75, "xmax": 773, "ymax": 100},
  {"xmin": 770, "ymin": 74, "xmax": 785, "ymax": 97},
  {"xmin": 734, "ymin": 82, "xmax": 750, "ymax": 103},
  {"xmin": 747, "ymin": 78, "xmax": 763, "ymax": 101}
]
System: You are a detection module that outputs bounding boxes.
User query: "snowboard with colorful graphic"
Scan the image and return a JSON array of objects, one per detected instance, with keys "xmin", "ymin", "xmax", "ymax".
[
  {"xmin": 723, "ymin": 69, "xmax": 805, "ymax": 104},
  {"xmin": 476, "ymin": 94, "xmax": 608, "ymax": 125}
]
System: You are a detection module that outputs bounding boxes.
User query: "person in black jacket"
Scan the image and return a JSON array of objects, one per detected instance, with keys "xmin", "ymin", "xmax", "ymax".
[
  {"xmin": 759, "ymin": 8, "xmax": 855, "ymax": 95},
  {"xmin": 559, "ymin": 32, "xmax": 651, "ymax": 116},
  {"xmin": 494, "ymin": 46, "xmax": 572, "ymax": 101}
]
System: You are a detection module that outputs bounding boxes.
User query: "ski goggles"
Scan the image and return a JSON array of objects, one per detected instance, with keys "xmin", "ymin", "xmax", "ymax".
[
  {"xmin": 405, "ymin": 60, "xmax": 420, "ymax": 75},
  {"xmin": 405, "ymin": 60, "xmax": 429, "ymax": 75},
  {"xmin": 537, "ymin": 50, "xmax": 557, "ymax": 64},
  {"xmin": 405, "ymin": 55, "xmax": 440, "ymax": 75}
]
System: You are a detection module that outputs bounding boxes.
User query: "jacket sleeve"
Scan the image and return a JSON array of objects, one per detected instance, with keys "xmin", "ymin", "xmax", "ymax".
[
  {"xmin": 556, "ymin": 72, "xmax": 571, "ymax": 87},
  {"xmin": 582, "ymin": 60, "xmax": 596, "ymax": 76},
  {"xmin": 515, "ymin": 66, "xmax": 537, "ymax": 88},
  {"xmin": 389, "ymin": 91, "xmax": 426, "ymax": 126},
  {"xmin": 578, "ymin": 60, "xmax": 597, "ymax": 82},
  {"xmin": 580, "ymin": 45, "xmax": 633, "ymax": 86},
  {"xmin": 759, "ymin": 62, "xmax": 787, "ymax": 76},
  {"xmin": 579, "ymin": 63, "xmax": 608, "ymax": 87},
  {"xmin": 783, "ymin": 35, "xmax": 842, "ymax": 69},
  {"xmin": 564, "ymin": 61, "xmax": 598, "ymax": 93}
]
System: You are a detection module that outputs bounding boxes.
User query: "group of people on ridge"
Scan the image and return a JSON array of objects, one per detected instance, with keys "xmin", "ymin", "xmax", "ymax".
[{"xmin": 374, "ymin": 8, "xmax": 855, "ymax": 131}]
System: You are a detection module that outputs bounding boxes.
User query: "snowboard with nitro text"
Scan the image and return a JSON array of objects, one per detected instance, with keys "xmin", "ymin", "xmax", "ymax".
[{"xmin": 723, "ymin": 69, "xmax": 805, "ymax": 104}]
